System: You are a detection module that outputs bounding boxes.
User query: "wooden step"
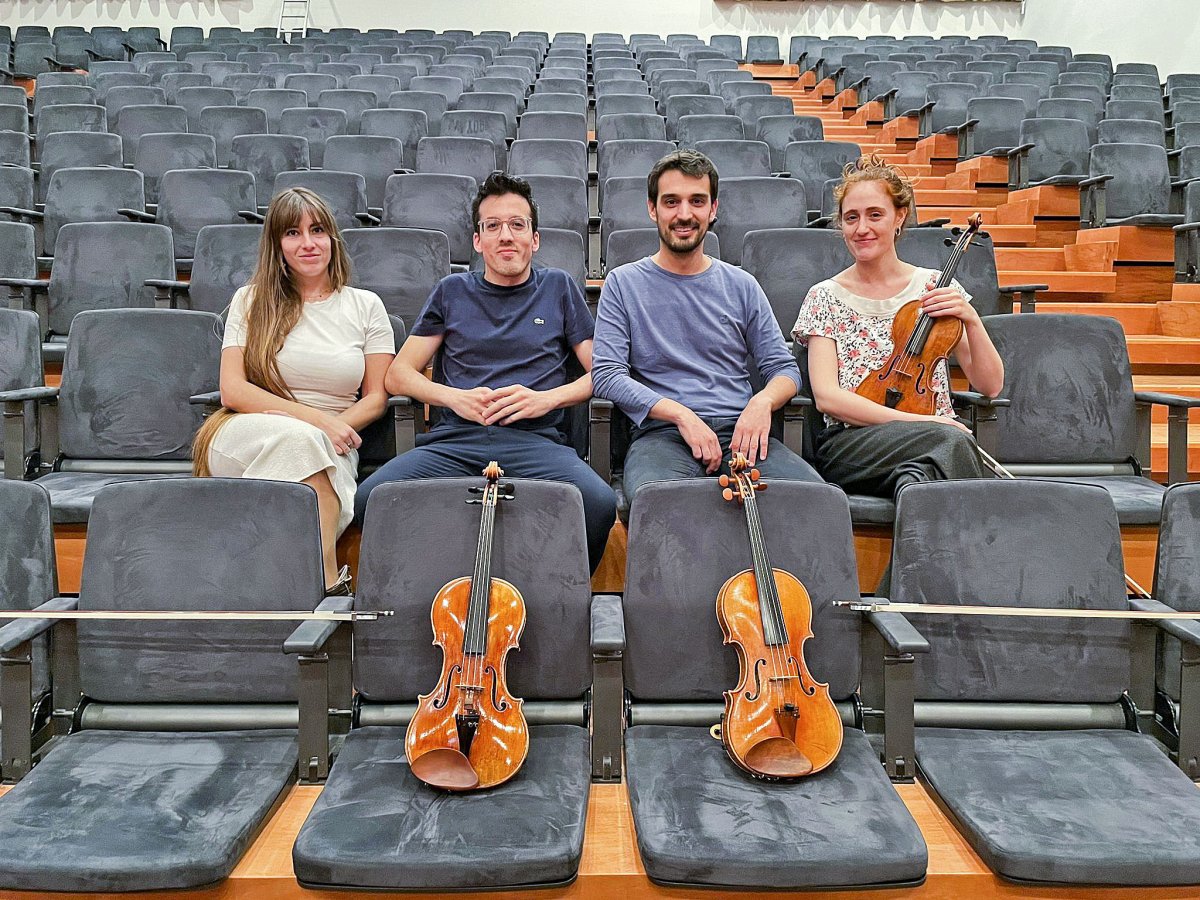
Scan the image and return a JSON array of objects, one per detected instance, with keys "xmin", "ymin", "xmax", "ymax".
[
  {"xmin": 914, "ymin": 189, "xmax": 1008, "ymax": 208},
  {"xmin": 919, "ymin": 207, "xmax": 997, "ymax": 225},
  {"xmin": 1173, "ymin": 283, "xmax": 1200, "ymax": 302},
  {"xmin": 998, "ymin": 270, "xmax": 1119, "ymax": 295},
  {"xmin": 1112, "ymin": 264, "xmax": 1176, "ymax": 303},
  {"xmin": 979, "ymin": 224, "xmax": 1041, "ymax": 246},
  {"xmin": 1128, "ymin": 335, "xmax": 1200, "ymax": 371},
  {"xmin": 1150, "ymin": 422, "xmax": 1200, "ymax": 478},
  {"xmin": 1063, "ymin": 240, "xmax": 1118, "ymax": 272},
  {"xmin": 1030, "ymin": 302, "xmax": 1160, "ymax": 332},
  {"xmin": 1076, "ymin": 226, "xmax": 1175, "ymax": 263},
  {"xmin": 995, "ymin": 247, "xmax": 1066, "ymax": 270},
  {"xmin": 1006, "ymin": 185, "xmax": 1082, "ymax": 219},
  {"xmin": 1157, "ymin": 301, "xmax": 1200, "ymax": 338}
]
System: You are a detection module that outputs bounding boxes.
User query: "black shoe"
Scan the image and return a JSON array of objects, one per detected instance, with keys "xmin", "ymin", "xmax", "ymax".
[{"xmin": 325, "ymin": 565, "xmax": 353, "ymax": 597}]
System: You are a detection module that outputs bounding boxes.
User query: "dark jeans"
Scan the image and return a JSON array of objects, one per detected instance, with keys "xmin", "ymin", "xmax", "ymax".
[
  {"xmin": 355, "ymin": 423, "xmax": 617, "ymax": 574},
  {"xmin": 623, "ymin": 417, "xmax": 824, "ymax": 502}
]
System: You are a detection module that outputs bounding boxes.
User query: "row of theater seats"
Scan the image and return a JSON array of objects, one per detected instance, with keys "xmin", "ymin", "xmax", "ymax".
[{"xmin": 3, "ymin": 473, "xmax": 1200, "ymax": 890}]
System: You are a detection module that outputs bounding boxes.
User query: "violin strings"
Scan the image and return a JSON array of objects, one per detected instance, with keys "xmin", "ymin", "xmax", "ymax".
[{"xmin": 743, "ymin": 472, "xmax": 790, "ymax": 711}]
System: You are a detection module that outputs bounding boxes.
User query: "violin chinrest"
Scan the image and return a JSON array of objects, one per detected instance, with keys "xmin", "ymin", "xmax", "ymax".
[
  {"xmin": 409, "ymin": 747, "xmax": 481, "ymax": 791},
  {"xmin": 743, "ymin": 736, "xmax": 815, "ymax": 779}
]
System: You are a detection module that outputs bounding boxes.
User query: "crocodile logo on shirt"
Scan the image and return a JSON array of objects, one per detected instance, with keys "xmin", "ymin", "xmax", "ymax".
[{"xmin": 534, "ymin": 317, "xmax": 545, "ymax": 325}]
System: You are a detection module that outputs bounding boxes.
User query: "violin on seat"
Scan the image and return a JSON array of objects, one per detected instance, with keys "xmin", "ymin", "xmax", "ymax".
[
  {"xmin": 855, "ymin": 213, "xmax": 983, "ymax": 415},
  {"xmin": 406, "ymin": 462, "xmax": 529, "ymax": 791},
  {"xmin": 716, "ymin": 453, "xmax": 842, "ymax": 780}
]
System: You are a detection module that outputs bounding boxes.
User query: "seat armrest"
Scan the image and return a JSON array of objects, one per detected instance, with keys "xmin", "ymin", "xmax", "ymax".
[
  {"xmin": 189, "ymin": 390, "xmax": 222, "ymax": 407},
  {"xmin": 0, "ymin": 597, "xmax": 77, "ymax": 654},
  {"xmin": 1175, "ymin": 221, "xmax": 1200, "ymax": 234},
  {"xmin": 590, "ymin": 593, "xmax": 624, "ymax": 654},
  {"xmin": 354, "ymin": 211, "xmax": 380, "ymax": 226},
  {"xmin": 915, "ymin": 217, "xmax": 951, "ymax": 228},
  {"xmin": 1135, "ymin": 391, "xmax": 1200, "ymax": 409},
  {"xmin": 145, "ymin": 277, "xmax": 190, "ymax": 308},
  {"xmin": 787, "ymin": 394, "xmax": 813, "ymax": 408},
  {"xmin": 866, "ymin": 604, "xmax": 930, "ymax": 655},
  {"xmin": 1006, "ymin": 142, "xmax": 1036, "ymax": 157},
  {"xmin": 999, "ymin": 283, "xmax": 1049, "ymax": 294},
  {"xmin": 118, "ymin": 207, "xmax": 155, "ymax": 222},
  {"xmin": 1130, "ymin": 596, "xmax": 1200, "ymax": 647},
  {"xmin": 0, "ymin": 385, "xmax": 58, "ymax": 403},
  {"xmin": 284, "ymin": 596, "xmax": 353, "ymax": 655},
  {"xmin": 144, "ymin": 278, "xmax": 189, "ymax": 292},
  {"xmin": 0, "ymin": 205, "xmax": 41, "ymax": 222},
  {"xmin": 1078, "ymin": 173, "xmax": 1114, "ymax": 188},
  {"xmin": 951, "ymin": 390, "xmax": 1009, "ymax": 409},
  {"xmin": 237, "ymin": 209, "xmax": 265, "ymax": 223}
]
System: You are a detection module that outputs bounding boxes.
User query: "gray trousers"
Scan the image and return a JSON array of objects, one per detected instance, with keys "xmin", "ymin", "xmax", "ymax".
[{"xmin": 815, "ymin": 420, "xmax": 991, "ymax": 502}]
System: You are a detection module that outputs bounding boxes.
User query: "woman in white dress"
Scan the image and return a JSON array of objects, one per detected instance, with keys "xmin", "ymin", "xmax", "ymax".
[
  {"xmin": 792, "ymin": 155, "xmax": 1005, "ymax": 501},
  {"xmin": 192, "ymin": 187, "xmax": 394, "ymax": 593}
]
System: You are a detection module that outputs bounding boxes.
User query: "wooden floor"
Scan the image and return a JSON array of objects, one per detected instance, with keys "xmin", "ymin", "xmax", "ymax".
[{"xmin": 3, "ymin": 778, "xmax": 1197, "ymax": 899}]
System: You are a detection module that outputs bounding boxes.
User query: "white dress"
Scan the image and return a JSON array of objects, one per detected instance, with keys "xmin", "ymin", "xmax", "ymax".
[{"xmin": 207, "ymin": 285, "xmax": 395, "ymax": 534}]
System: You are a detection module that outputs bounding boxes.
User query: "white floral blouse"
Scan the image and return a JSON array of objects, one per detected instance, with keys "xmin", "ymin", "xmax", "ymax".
[{"xmin": 792, "ymin": 267, "xmax": 967, "ymax": 427}]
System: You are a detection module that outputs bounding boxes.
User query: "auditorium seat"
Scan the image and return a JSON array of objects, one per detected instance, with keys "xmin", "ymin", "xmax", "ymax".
[
  {"xmin": 358, "ymin": 107, "xmax": 426, "ymax": 169},
  {"xmin": 754, "ymin": 113, "xmax": 824, "ymax": 171},
  {"xmin": 246, "ymin": 87, "xmax": 308, "ymax": 132},
  {"xmin": 278, "ymin": 106, "xmax": 347, "ymax": 167},
  {"xmin": 713, "ymin": 176, "xmax": 809, "ymax": 265},
  {"xmin": 32, "ymin": 103, "xmax": 106, "ymax": 154},
  {"xmin": 673, "ymin": 113, "xmax": 742, "ymax": 147},
  {"xmin": 36, "ymin": 130, "xmax": 121, "ymax": 203},
  {"xmin": 1082, "ymin": 142, "xmax": 1185, "ymax": 228},
  {"xmin": 113, "ymin": 103, "xmax": 187, "ymax": 164},
  {"xmin": 386, "ymin": 88, "xmax": 446, "ymax": 134},
  {"xmin": 35, "ymin": 166, "xmax": 147, "ymax": 258},
  {"xmin": 0, "ymin": 478, "xmax": 328, "ymax": 891},
  {"xmin": 1036, "ymin": 96, "xmax": 1100, "ymax": 144},
  {"xmin": 731, "ymin": 93, "xmax": 794, "ymax": 138},
  {"xmin": 1099, "ymin": 117, "xmax": 1166, "ymax": 146},
  {"xmin": 717, "ymin": 78, "xmax": 771, "ymax": 113},
  {"xmin": 605, "ymin": 226, "xmax": 718, "ymax": 271},
  {"xmin": 693, "ymin": 138, "xmax": 772, "ymax": 177},
  {"xmin": 415, "ymin": 134, "xmax": 500, "ymax": 185},
  {"xmin": 1015, "ymin": 117, "xmax": 1091, "ymax": 187},
  {"xmin": 196, "ymin": 104, "xmax": 268, "ymax": 166},
  {"xmin": 745, "ymin": 34, "xmax": 783, "ymax": 65},
  {"xmin": 372, "ymin": 63, "xmax": 418, "ymax": 91},
  {"xmin": 324, "ymin": 134, "xmax": 405, "ymax": 210},
  {"xmin": 345, "ymin": 226, "xmax": 449, "ymax": 324},
  {"xmin": 0, "ymin": 306, "xmax": 49, "ymax": 480},
  {"xmin": 232, "ymin": 134, "xmax": 311, "ymax": 208},
  {"xmin": 516, "ymin": 111, "xmax": 587, "ymax": 145},
  {"xmin": 0, "ymin": 104, "xmax": 27, "ymax": 138},
  {"xmin": 599, "ymin": 175, "xmax": 655, "ymax": 266},
  {"xmin": 596, "ymin": 112, "xmax": 667, "ymax": 145},
  {"xmin": 382, "ymin": 172, "xmax": 477, "ymax": 266},
  {"xmin": 890, "ymin": 479, "xmax": 1200, "ymax": 886},
  {"xmin": 316, "ymin": 88, "xmax": 376, "ymax": 134},
  {"xmin": 1175, "ymin": 181, "xmax": 1200, "ymax": 281},
  {"xmin": 509, "ymin": 138, "xmax": 587, "ymax": 181},
  {"xmin": 292, "ymin": 478, "xmax": 596, "ymax": 890},
  {"xmin": 0, "ymin": 480, "xmax": 55, "ymax": 776},
  {"xmin": 101, "ymin": 83, "xmax": 164, "ymax": 125},
  {"xmin": 959, "ymin": 96, "xmax": 1025, "ymax": 156},
  {"xmin": 620, "ymin": 480, "xmax": 927, "ymax": 888},
  {"xmin": 782, "ymin": 140, "xmax": 859, "ymax": 220},
  {"xmin": 146, "ymin": 222, "xmax": 262, "ymax": 314},
  {"xmin": 31, "ymin": 83, "xmax": 97, "ymax": 117},
  {"xmin": 159, "ymin": 71, "xmax": 214, "ymax": 103},
  {"xmin": 984, "ymin": 313, "xmax": 1197, "ymax": 513}
]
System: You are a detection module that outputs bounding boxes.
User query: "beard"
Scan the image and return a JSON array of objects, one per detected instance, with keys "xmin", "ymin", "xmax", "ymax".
[{"xmin": 657, "ymin": 216, "xmax": 709, "ymax": 255}]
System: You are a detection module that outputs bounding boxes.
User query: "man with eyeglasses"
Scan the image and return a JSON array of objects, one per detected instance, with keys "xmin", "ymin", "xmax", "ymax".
[{"xmin": 355, "ymin": 172, "xmax": 616, "ymax": 573}]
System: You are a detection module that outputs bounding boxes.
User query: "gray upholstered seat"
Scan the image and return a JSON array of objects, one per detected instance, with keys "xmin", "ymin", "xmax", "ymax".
[
  {"xmin": 344, "ymin": 226, "xmax": 449, "ymax": 325},
  {"xmin": 135, "ymin": 167, "xmax": 257, "ymax": 261},
  {"xmin": 890, "ymin": 479, "xmax": 1200, "ymax": 886},
  {"xmin": 381, "ymin": 173, "xmax": 477, "ymax": 265},
  {"xmin": 1151, "ymin": 484, "xmax": 1200, "ymax": 754},
  {"xmin": 900, "ymin": 226, "xmax": 1042, "ymax": 318},
  {"xmin": 38, "ymin": 166, "xmax": 147, "ymax": 258},
  {"xmin": 713, "ymin": 176, "xmax": 808, "ymax": 265},
  {"xmin": 755, "ymin": 114, "xmax": 824, "ymax": 171},
  {"xmin": 292, "ymin": 478, "xmax": 594, "ymax": 890},
  {"xmin": 1084, "ymin": 143, "xmax": 1186, "ymax": 228},
  {"xmin": 605, "ymin": 227, "xmax": 718, "ymax": 270},
  {"xmin": 19, "ymin": 309, "xmax": 220, "ymax": 522},
  {"xmin": 231, "ymin": 134, "xmax": 311, "ymax": 208},
  {"xmin": 782, "ymin": 139, "xmax": 859, "ymax": 218},
  {"xmin": 145, "ymin": 222, "xmax": 261, "ymax": 315},
  {"xmin": 325, "ymin": 135, "xmax": 405, "ymax": 209},
  {"xmin": 984, "ymin": 313, "xmax": 1199, "ymax": 515},
  {"xmin": 0, "ymin": 477, "xmax": 333, "ymax": 891},
  {"xmin": 621, "ymin": 481, "xmax": 927, "ymax": 888}
]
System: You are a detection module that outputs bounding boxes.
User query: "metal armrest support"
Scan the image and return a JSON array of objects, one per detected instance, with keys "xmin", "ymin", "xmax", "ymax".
[
  {"xmin": 1130, "ymin": 596, "xmax": 1200, "ymax": 777},
  {"xmin": 861, "ymin": 599, "xmax": 925, "ymax": 782},
  {"xmin": 0, "ymin": 597, "xmax": 77, "ymax": 655},
  {"xmin": 189, "ymin": 390, "xmax": 222, "ymax": 407},
  {"xmin": 782, "ymin": 394, "xmax": 811, "ymax": 457},
  {"xmin": 3, "ymin": 385, "xmax": 59, "ymax": 479},
  {"xmin": 144, "ymin": 277, "xmax": 190, "ymax": 309},
  {"xmin": 590, "ymin": 592, "xmax": 624, "ymax": 782},
  {"xmin": 353, "ymin": 211, "xmax": 380, "ymax": 226},
  {"xmin": 388, "ymin": 395, "xmax": 418, "ymax": 455},
  {"xmin": 1004, "ymin": 142, "xmax": 1036, "ymax": 190},
  {"xmin": 1135, "ymin": 392, "xmax": 1198, "ymax": 484},
  {"xmin": 237, "ymin": 209, "xmax": 265, "ymax": 224},
  {"xmin": 0, "ymin": 205, "xmax": 41, "ymax": 222},
  {"xmin": 289, "ymin": 596, "xmax": 354, "ymax": 784},
  {"xmin": 1079, "ymin": 174, "xmax": 1114, "ymax": 228},
  {"xmin": 589, "ymin": 397, "xmax": 612, "ymax": 483},
  {"xmin": 0, "ymin": 386, "xmax": 58, "ymax": 404},
  {"xmin": 951, "ymin": 391, "xmax": 1008, "ymax": 455},
  {"xmin": 999, "ymin": 282, "xmax": 1048, "ymax": 313},
  {"xmin": 117, "ymin": 207, "xmax": 155, "ymax": 223}
]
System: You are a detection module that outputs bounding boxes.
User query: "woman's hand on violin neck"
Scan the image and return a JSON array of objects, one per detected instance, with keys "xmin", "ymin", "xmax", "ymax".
[
  {"xmin": 920, "ymin": 287, "xmax": 980, "ymax": 326},
  {"xmin": 731, "ymin": 395, "xmax": 773, "ymax": 466}
]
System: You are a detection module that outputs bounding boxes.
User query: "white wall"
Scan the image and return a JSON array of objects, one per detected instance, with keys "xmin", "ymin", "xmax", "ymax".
[{"xmin": 5, "ymin": 0, "xmax": 1197, "ymax": 75}]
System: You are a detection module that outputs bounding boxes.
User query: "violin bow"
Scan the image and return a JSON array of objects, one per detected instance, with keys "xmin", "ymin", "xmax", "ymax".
[
  {"xmin": 835, "ymin": 599, "xmax": 1198, "ymax": 622},
  {"xmin": 0, "ymin": 608, "xmax": 393, "ymax": 622}
]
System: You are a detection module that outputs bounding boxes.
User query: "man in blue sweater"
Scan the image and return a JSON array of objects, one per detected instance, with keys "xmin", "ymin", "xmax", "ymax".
[
  {"xmin": 355, "ymin": 172, "xmax": 617, "ymax": 573},
  {"xmin": 592, "ymin": 150, "xmax": 822, "ymax": 499}
]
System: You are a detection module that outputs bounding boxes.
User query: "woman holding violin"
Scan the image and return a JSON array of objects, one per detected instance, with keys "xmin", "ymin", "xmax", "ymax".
[{"xmin": 792, "ymin": 155, "xmax": 1005, "ymax": 501}]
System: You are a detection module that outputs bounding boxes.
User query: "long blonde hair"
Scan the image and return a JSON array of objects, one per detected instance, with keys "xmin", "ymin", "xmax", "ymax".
[{"xmin": 192, "ymin": 187, "xmax": 353, "ymax": 475}]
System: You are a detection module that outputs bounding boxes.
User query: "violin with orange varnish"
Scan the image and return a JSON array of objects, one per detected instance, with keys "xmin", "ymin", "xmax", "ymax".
[
  {"xmin": 405, "ymin": 462, "xmax": 528, "ymax": 791},
  {"xmin": 716, "ymin": 453, "xmax": 843, "ymax": 780},
  {"xmin": 855, "ymin": 213, "xmax": 983, "ymax": 415}
]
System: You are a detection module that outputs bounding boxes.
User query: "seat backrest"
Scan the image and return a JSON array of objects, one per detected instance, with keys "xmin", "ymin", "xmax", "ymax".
[
  {"xmin": 409, "ymin": 74, "xmax": 464, "ymax": 106},
  {"xmin": 37, "ymin": 131, "xmax": 122, "ymax": 204},
  {"xmin": 983, "ymin": 313, "xmax": 1139, "ymax": 464},
  {"xmin": 717, "ymin": 79, "xmax": 771, "ymax": 112},
  {"xmin": 354, "ymin": 479, "xmax": 591, "ymax": 703},
  {"xmin": 277, "ymin": 106, "xmax": 347, "ymax": 167},
  {"xmin": 596, "ymin": 112, "xmax": 667, "ymax": 144},
  {"xmin": 59, "ymin": 307, "xmax": 219, "ymax": 461},
  {"xmin": 1106, "ymin": 98, "xmax": 1166, "ymax": 126},
  {"xmin": 713, "ymin": 176, "xmax": 808, "ymax": 265},
  {"xmin": 754, "ymin": 114, "xmax": 824, "ymax": 171},
  {"xmin": 508, "ymin": 138, "xmax": 587, "ymax": 181},
  {"xmin": 742, "ymin": 228, "xmax": 854, "ymax": 337},
  {"xmin": 0, "ymin": 479, "xmax": 54, "ymax": 695},
  {"xmin": 284, "ymin": 71, "xmax": 339, "ymax": 102},
  {"xmin": 891, "ymin": 479, "xmax": 1129, "ymax": 704},
  {"xmin": 516, "ymin": 110, "xmax": 587, "ymax": 143},
  {"xmin": 1089, "ymin": 141, "xmax": 1172, "ymax": 219},
  {"xmin": 782, "ymin": 140, "xmax": 859, "ymax": 214},
  {"xmin": 600, "ymin": 175, "xmax": 654, "ymax": 257},
  {"xmin": 415, "ymin": 134, "xmax": 498, "ymax": 185},
  {"xmin": 986, "ymin": 81, "xmax": 1040, "ymax": 115},
  {"xmin": 245, "ymin": 87, "xmax": 308, "ymax": 130},
  {"xmin": 114, "ymin": 103, "xmax": 188, "ymax": 163},
  {"xmin": 597, "ymin": 139, "xmax": 676, "ymax": 187},
  {"xmin": 1036, "ymin": 97, "xmax": 1100, "ymax": 142},
  {"xmin": 156, "ymin": 167, "xmax": 256, "ymax": 259},
  {"xmin": 965, "ymin": 96, "xmax": 1025, "ymax": 152},
  {"xmin": 673, "ymin": 113, "xmax": 743, "ymax": 147},
  {"xmin": 316, "ymin": 88, "xmax": 376, "ymax": 132},
  {"xmin": 605, "ymin": 227, "xmax": 718, "ymax": 270},
  {"xmin": 520, "ymin": 174, "xmax": 587, "ymax": 244},
  {"xmin": 386, "ymin": 89, "xmax": 447, "ymax": 134},
  {"xmin": 596, "ymin": 92, "xmax": 657, "ymax": 122},
  {"xmin": 344, "ymin": 226, "xmax": 450, "ymax": 325},
  {"xmin": 231, "ymin": 134, "xmax": 311, "ymax": 207},
  {"xmin": 440, "ymin": 108, "xmax": 510, "ymax": 152},
  {"xmin": 693, "ymin": 139, "xmax": 771, "ymax": 177},
  {"xmin": 731, "ymin": 94, "xmax": 795, "ymax": 135},
  {"xmin": 1098, "ymin": 118, "xmax": 1165, "ymax": 146},
  {"xmin": 43, "ymin": 166, "xmax": 146, "ymax": 257},
  {"xmin": 78, "ymin": 478, "xmax": 323, "ymax": 704},
  {"xmin": 382, "ymin": 172, "xmax": 477, "ymax": 264},
  {"xmin": 323, "ymin": 134, "xmax": 405, "ymax": 208},
  {"xmin": 624, "ymin": 480, "xmax": 861, "ymax": 704},
  {"xmin": 35, "ymin": 103, "xmax": 107, "ymax": 143},
  {"xmin": 197, "ymin": 105, "xmax": 268, "ymax": 166},
  {"xmin": 187, "ymin": 223, "xmax": 262, "ymax": 315},
  {"xmin": 1155, "ymin": 484, "xmax": 1200, "ymax": 613},
  {"xmin": 1019, "ymin": 117, "xmax": 1090, "ymax": 183},
  {"xmin": 897, "ymin": 227, "xmax": 1007, "ymax": 317},
  {"xmin": 359, "ymin": 107, "xmax": 427, "ymax": 169}
]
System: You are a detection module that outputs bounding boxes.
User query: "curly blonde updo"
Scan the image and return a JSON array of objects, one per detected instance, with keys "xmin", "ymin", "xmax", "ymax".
[{"xmin": 834, "ymin": 154, "xmax": 917, "ymax": 235}]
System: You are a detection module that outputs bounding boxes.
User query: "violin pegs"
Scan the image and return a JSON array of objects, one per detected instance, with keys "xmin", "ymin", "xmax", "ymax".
[
  {"xmin": 718, "ymin": 474, "xmax": 730, "ymax": 488},
  {"xmin": 749, "ymin": 468, "xmax": 760, "ymax": 482},
  {"xmin": 721, "ymin": 488, "xmax": 734, "ymax": 502}
]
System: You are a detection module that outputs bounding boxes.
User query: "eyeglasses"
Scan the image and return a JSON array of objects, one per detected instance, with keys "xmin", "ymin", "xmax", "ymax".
[{"xmin": 478, "ymin": 216, "xmax": 533, "ymax": 236}]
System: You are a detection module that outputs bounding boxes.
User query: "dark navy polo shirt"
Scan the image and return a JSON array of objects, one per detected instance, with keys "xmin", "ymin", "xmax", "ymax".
[{"xmin": 411, "ymin": 267, "xmax": 594, "ymax": 430}]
